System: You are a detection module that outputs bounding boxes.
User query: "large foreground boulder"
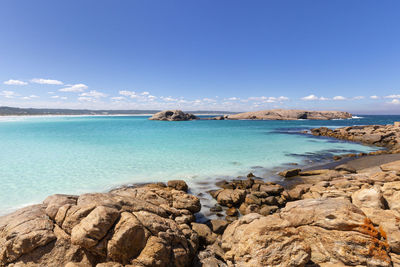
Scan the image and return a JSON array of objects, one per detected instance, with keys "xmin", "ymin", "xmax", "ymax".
[
  {"xmin": 149, "ymin": 110, "xmax": 198, "ymax": 121},
  {"xmin": 0, "ymin": 183, "xmax": 201, "ymax": 266},
  {"xmin": 221, "ymin": 198, "xmax": 391, "ymax": 266}
]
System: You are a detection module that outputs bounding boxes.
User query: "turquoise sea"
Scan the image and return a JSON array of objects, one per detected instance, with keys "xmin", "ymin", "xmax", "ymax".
[{"xmin": 1, "ymin": 115, "xmax": 399, "ymax": 214}]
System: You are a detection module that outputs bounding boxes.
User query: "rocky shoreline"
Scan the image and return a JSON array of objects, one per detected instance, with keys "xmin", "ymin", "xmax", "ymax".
[{"xmin": 2, "ymin": 123, "xmax": 400, "ymax": 266}]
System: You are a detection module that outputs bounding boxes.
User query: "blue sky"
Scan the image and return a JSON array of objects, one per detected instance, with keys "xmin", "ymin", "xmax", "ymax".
[{"xmin": 1, "ymin": 0, "xmax": 400, "ymax": 113}]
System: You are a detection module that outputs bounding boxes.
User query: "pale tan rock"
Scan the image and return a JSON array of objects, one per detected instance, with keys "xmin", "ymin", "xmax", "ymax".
[
  {"xmin": 215, "ymin": 189, "xmax": 246, "ymax": 207},
  {"xmin": 132, "ymin": 236, "xmax": 170, "ymax": 266},
  {"xmin": 71, "ymin": 205, "xmax": 119, "ymax": 248},
  {"xmin": 381, "ymin": 160, "xmax": 400, "ymax": 172},
  {"xmin": 382, "ymin": 182, "xmax": 400, "ymax": 212},
  {"xmin": 43, "ymin": 194, "xmax": 77, "ymax": 220},
  {"xmin": 370, "ymin": 171, "xmax": 400, "ymax": 182},
  {"xmin": 107, "ymin": 212, "xmax": 149, "ymax": 263},
  {"xmin": 1, "ymin": 183, "xmax": 200, "ymax": 267},
  {"xmin": 172, "ymin": 192, "xmax": 201, "ymax": 213},
  {"xmin": 351, "ymin": 186, "xmax": 385, "ymax": 209},
  {"xmin": 222, "ymin": 198, "xmax": 391, "ymax": 266},
  {"xmin": 0, "ymin": 205, "xmax": 56, "ymax": 265},
  {"xmin": 221, "ymin": 213, "xmax": 310, "ymax": 266},
  {"xmin": 287, "ymin": 184, "xmax": 311, "ymax": 200}
]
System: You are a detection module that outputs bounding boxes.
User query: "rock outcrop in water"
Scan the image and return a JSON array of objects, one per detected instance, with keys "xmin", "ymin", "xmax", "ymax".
[
  {"xmin": 311, "ymin": 123, "xmax": 400, "ymax": 152},
  {"xmin": 149, "ymin": 110, "xmax": 198, "ymax": 121},
  {"xmin": 226, "ymin": 109, "xmax": 352, "ymax": 120}
]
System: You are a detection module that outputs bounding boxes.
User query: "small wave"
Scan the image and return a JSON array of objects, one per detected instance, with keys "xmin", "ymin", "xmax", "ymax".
[
  {"xmin": 0, "ymin": 116, "xmax": 26, "ymax": 122},
  {"xmin": 351, "ymin": 116, "xmax": 364, "ymax": 119}
]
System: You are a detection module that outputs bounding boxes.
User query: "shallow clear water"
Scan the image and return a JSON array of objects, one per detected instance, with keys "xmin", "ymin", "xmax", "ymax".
[{"xmin": 0, "ymin": 115, "xmax": 399, "ymax": 214}]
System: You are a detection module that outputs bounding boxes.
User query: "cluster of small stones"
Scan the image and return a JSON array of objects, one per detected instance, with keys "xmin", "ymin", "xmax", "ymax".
[
  {"xmin": 310, "ymin": 123, "xmax": 400, "ymax": 153},
  {"xmin": 208, "ymin": 174, "xmax": 288, "ymax": 221}
]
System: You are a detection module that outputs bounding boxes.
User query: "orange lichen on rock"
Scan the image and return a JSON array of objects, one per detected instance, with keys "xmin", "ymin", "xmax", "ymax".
[
  {"xmin": 359, "ymin": 218, "xmax": 379, "ymax": 238},
  {"xmin": 359, "ymin": 218, "xmax": 391, "ymax": 263},
  {"xmin": 379, "ymin": 225, "xmax": 387, "ymax": 240}
]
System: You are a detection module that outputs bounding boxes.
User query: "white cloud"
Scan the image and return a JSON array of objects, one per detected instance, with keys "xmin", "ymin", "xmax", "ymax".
[
  {"xmin": 162, "ymin": 97, "xmax": 177, "ymax": 102},
  {"xmin": 78, "ymin": 96, "xmax": 95, "ymax": 102},
  {"xmin": 59, "ymin": 83, "xmax": 88, "ymax": 92},
  {"xmin": 385, "ymin": 94, "xmax": 400, "ymax": 99},
  {"xmin": 227, "ymin": 97, "xmax": 239, "ymax": 101},
  {"xmin": 111, "ymin": 96, "xmax": 126, "ymax": 101},
  {"xmin": 389, "ymin": 99, "xmax": 400, "ymax": 105},
  {"xmin": 4, "ymin": 79, "xmax": 27, "ymax": 85},
  {"xmin": 79, "ymin": 90, "xmax": 107, "ymax": 98},
  {"xmin": 301, "ymin": 94, "xmax": 319, "ymax": 100},
  {"xmin": 333, "ymin": 96, "xmax": 346, "ymax": 100},
  {"xmin": 21, "ymin": 95, "xmax": 39, "ymax": 100},
  {"xmin": 277, "ymin": 96, "xmax": 289, "ymax": 101},
  {"xmin": 141, "ymin": 91, "xmax": 150, "ymax": 95},
  {"xmin": 119, "ymin": 90, "xmax": 137, "ymax": 98},
  {"xmin": 353, "ymin": 96, "xmax": 365, "ymax": 100},
  {"xmin": 0, "ymin": 90, "xmax": 19, "ymax": 98},
  {"xmin": 51, "ymin": 95, "xmax": 60, "ymax": 99},
  {"xmin": 370, "ymin": 95, "xmax": 379, "ymax": 99},
  {"xmin": 203, "ymin": 98, "xmax": 217, "ymax": 103},
  {"xmin": 48, "ymin": 91, "xmax": 55, "ymax": 94},
  {"xmin": 319, "ymin": 97, "xmax": 329, "ymax": 101},
  {"xmin": 31, "ymin": 78, "xmax": 63, "ymax": 85}
]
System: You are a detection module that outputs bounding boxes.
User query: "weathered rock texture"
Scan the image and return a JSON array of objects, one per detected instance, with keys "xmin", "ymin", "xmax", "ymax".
[
  {"xmin": 311, "ymin": 124, "xmax": 400, "ymax": 152},
  {"xmin": 149, "ymin": 110, "xmax": 197, "ymax": 121},
  {"xmin": 222, "ymin": 198, "xmax": 391, "ymax": 266},
  {"xmin": 226, "ymin": 109, "xmax": 352, "ymax": 120},
  {"xmin": 0, "ymin": 183, "xmax": 201, "ymax": 266},
  {"xmin": 208, "ymin": 157, "xmax": 400, "ymax": 266}
]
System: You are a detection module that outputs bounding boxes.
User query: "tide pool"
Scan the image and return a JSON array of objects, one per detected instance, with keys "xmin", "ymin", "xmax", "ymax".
[{"xmin": 0, "ymin": 115, "xmax": 398, "ymax": 214}]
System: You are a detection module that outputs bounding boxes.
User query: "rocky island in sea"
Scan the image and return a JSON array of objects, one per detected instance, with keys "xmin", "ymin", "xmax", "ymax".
[
  {"xmin": 2, "ymin": 120, "xmax": 400, "ymax": 266},
  {"xmin": 149, "ymin": 109, "xmax": 353, "ymax": 121},
  {"xmin": 225, "ymin": 109, "xmax": 353, "ymax": 120}
]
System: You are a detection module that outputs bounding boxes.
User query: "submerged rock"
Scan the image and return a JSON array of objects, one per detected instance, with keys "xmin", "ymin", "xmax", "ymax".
[{"xmin": 279, "ymin": 168, "xmax": 301, "ymax": 178}]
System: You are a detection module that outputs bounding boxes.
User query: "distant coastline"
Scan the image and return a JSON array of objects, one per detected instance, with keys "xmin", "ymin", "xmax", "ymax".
[{"xmin": 0, "ymin": 106, "xmax": 238, "ymax": 116}]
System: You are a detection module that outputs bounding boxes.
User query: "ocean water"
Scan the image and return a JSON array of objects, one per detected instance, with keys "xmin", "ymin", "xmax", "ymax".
[{"xmin": 0, "ymin": 114, "xmax": 399, "ymax": 214}]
